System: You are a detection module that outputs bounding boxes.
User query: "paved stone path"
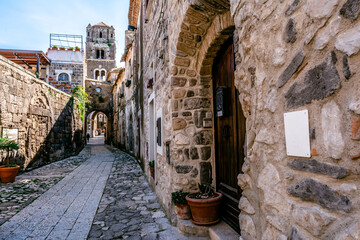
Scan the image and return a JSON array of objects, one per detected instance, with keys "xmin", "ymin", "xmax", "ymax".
[
  {"xmin": 0, "ymin": 137, "xmax": 208, "ymax": 240},
  {"xmin": 0, "ymin": 137, "xmax": 112, "ymax": 240}
]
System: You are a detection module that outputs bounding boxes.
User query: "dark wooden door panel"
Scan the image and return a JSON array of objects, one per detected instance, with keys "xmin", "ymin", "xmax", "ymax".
[{"xmin": 213, "ymin": 37, "xmax": 246, "ymax": 234}]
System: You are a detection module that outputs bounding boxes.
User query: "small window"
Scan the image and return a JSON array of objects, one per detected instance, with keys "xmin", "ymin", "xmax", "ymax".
[
  {"xmin": 99, "ymin": 32, "xmax": 103, "ymax": 38},
  {"xmin": 96, "ymin": 50, "xmax": 105, "ymax": 59},
  {"xmin": 96, "ymin": 87, "xmax": 101, "ymax": 93},
  {"xmin": 111, "ymin": 34, "xmax": 113, "ymax": 38},
  {"xmin": 87, "ymin": 32, "xmax": 90, "ymax": 37},
  {"xmin": 58, "ymin": 73, "xmax": 69, "ymax": 81}
]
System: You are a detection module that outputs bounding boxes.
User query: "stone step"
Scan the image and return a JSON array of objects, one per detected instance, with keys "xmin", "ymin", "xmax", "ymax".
[
  {"xmin": 209, "ymin": 221, "xmax": 240, "ymax": 240},
  {"xmin": 177, "ymin": 218, "xmax": 209, "ymax": 237},
  {"xmin": 177, "ymin": 218, "xmax": 240, "ymax": 240}
]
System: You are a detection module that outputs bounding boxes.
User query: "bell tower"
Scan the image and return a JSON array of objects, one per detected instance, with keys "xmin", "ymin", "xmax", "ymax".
[{"xmin": 85, "ymin": 22, "xmax": 116, "ymax": 81}]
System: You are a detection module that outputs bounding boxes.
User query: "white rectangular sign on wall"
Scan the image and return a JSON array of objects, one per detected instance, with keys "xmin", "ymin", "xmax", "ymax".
[{"xmin": 284, "ymin": 109, "xmax": 311, "ymax": 157}]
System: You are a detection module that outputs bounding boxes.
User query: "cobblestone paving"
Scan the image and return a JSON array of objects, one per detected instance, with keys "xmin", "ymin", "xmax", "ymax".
[
  {"xmin": 0, "ymin": 137, "xmax": 112, "ymax": 240},
  {"xmin": 88, "ymin": 148, "xmax": 208, "ymax": 240},
  {"xmin": 0, "ymin": 148, "xmax": 91, "ymax": 225},
  {"xmin": 0, "ymin": 137, "xmax": 208, "ymax": 239}
]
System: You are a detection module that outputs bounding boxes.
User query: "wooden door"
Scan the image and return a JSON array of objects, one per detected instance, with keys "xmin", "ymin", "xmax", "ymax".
[{"xmin": 213, "ymin": 37, "xmax": 246, "ymax": 233}]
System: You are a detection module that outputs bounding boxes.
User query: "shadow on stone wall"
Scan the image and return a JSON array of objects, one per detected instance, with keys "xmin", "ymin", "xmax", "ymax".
[{"xmin": 4, "ymin": 99, "xmax": 85, "ymax": 171}]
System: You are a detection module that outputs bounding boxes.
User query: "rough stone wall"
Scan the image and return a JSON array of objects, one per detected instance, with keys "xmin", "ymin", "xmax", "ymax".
[
  {"xmin": 121, "ymin": 0, "xmax": 360, "ymax": 238},
  {"xmin": 86, "ymin": 59, "xmax": 116, "ymax": 80},
  {"xmin": 48, "ymin": 61, "xmax": 84, "ymax": 94},
  {"xmin": 0, "ymin": 55, "xmax": 85, "ymax": 170},
  {"xmin": 229, "ymin": 0, "xmax": 360, "ymax": 239}
]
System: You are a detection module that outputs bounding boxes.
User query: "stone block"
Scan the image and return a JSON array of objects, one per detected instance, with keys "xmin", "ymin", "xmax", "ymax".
[
  {"xmin": 184, "ymin": 98, "xmax": 211, "ymax": 110},
  {"xmin": 321, "ymin": 101, "xmax": 344, "ymax": 159},
  {"xmin": 200, "ymin": 147, "xmax": 211, "ymax": 160},
  {"xmin": 343, "ymin": 55, "xmax": 351, "ymax": 80},
  {"xmin": 171, "ymin": 77, "xmax": 187, "ymax": 87},
  {"xmin": 289, "ymin": 226, "xmax": 305, "ymax": 240},
  {"xmin": 174, "ymin": 134, "xmax": 190, "ymax": 145},
  {"xmin": 277, "ymin": 50, "xmax": 305, "ymax": 88},
  {"xmin": 335, "ymin": 23, "xmax": 360, "ymax": 56},
  {"xmin": 186, "ymin": 70, "xmax": 196, "ymax": 77},
  {"xmin": 190, "ymin": 168, "xmax": 198, "ymax": 178},
  {"xmin": 172, "ymin": 118, "xmax": 187, "ymax": 131},
  {"xmin": 285, "ymin": 0, "xmax": 300, "ymax": 16},
  {"xmin": 285, "ymin": 18, "xmax": 297, "ymax": 43},
  {"xmin": 189, "ymin": 79, "xmax": 197, "ymax": 86},
  {"xmin": 194, "ymin": 110, "xmax": 207, "ymax": 128},
  {"xmin": 238, "ymin": 197, "xmax": 255, "ymax": 215},
  {"xmin": 288, "ymin": 159, "xmax": 349, "ymax": 179},
  {"xmin": 173, "ymin": 89, "xmax": 186, "ymax": 99},
  {"xmin": 292, "ymin": 206, "xmax": 336, "ymax": 236},
  {"xmin": 175, "ymin": 165, "xmax": 193, "ymax": 174},
  {"xmin": 174, "ymin": 57, "xmax": 190, "ymax": 67},
  {"xmin": 186, "ymin": 91, "xmax": 195, "ymax": 97},
  {"xmin": 340, "ymin": 0, "xmax": 360, "ymax": 20},
  {"xmin": 190, "ymin": 148, "xmax": 199, "ymax": 160},
  {"xmin": 352, "ymin": 116, "xmax": 360, "ymax": 140},
  {"xmin": 194, "ymin": 131, "xmax": 213, "ymax": 145},
  {"xmin": 285, "ymin": 52, "xmax": 341, "ymax": 109},
  {"xmin": 200, "ymin": 162, "xmax": 212, "ymax": 184},
  {"xmin": 177, "ymin": 43, "xmax": 196, "ymax": 56},
  {"xmin": 239, "ymin": 214, "xmax": 257, "ymax": 240},
  {"xmin": 287, "ymin": 178, "xmax": 352, "ymax": 212}
]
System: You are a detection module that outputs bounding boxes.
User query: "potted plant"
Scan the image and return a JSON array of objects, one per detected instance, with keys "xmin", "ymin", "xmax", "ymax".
[
  {"xmin": 67, "ymin": 47, "xmax": 74, "ymax": 51},
  {"xmin": 75, "ymin": 46, "xmax": 80, "ymax": 51},
  {"xmin": 59, "ymin": 47, "xmax": 65, "ymax": 50},
  {"xmin": 148, "ymin": 160, "xmax": 155, "ymax": 179},
  {"xmin": 0, "ymin": 136, "xmax": 20, "ymax": 183},
  {"xmin": 61, "ymin": 83, "xmax": 66, "ymax": 87},
  {"xmin": 185, "ymin": 178, "xmax": 222, "ymax": 225},
  {"xmin": 52, "ymin": 46, "xmax": 58, "ymax": 50},
  {"xmin": 172, "ymin": 190, "xmax": 191, "ymax": 220},
  {"xmin": 66, "ymin": 85, "xmax": 71, "ymax": 89}
]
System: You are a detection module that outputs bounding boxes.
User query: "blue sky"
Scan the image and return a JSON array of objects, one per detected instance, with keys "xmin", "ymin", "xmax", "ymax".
[{"xmin": 0, "ymin": 0, "xmax": 130, "ymax": 66}]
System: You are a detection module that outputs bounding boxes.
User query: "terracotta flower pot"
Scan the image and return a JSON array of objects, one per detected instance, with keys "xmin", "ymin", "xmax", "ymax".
[
  {"xmin": 175, "ymin": 204, "xmax": 191, "ymax": 220},
  {"xmin": 0, "ymin": 165, "xmax": 20, "ymax": 183},
  {"xmin": 56, "ymin": 84, "xmax": 61, "ymax": 87},
  {"xmin": 186, "ymin": 192, "xmax": 222, "ymax": 225},
  {"xmin": 66, "ymin": 86, "xmax": 71, "ymax": 89},
  {"xmin": 150, "ymin": 166, "xmax": 155, "ymax": 179}
]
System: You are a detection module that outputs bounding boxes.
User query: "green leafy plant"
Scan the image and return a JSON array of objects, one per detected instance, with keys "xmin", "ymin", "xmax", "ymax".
[
  {"xmin": 148, "ymin": 160, "xmax": 154, "ymax": 168},
  {"xmin": 71, "ymin": 86, "xmax": 89, "ymax": 122},
  {"xmin": 0, "ymin": 136, "xmax": 19, "ymax": 166},
  {"xmin": 171, "ymin": 190, "xmax": 189, "ymax": 205}
]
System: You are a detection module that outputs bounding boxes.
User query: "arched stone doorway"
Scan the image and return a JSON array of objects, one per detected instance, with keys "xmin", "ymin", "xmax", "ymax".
[
  {"xmin": 169, "ymin": 2, "xmax": 247, "ymax": 233},
  {"xmin": 86, "ymin": 111, "xmax": 109, "ymax": 142}
]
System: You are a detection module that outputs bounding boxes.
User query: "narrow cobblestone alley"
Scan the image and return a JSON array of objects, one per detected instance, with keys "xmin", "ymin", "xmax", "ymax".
[{"xmin": 0, "ymin": 137, "xmax": 208, "ymax": 240}]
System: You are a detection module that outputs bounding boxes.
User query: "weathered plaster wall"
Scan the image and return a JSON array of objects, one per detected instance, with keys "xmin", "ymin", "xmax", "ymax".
[{"xmin": 0, "ymin": 56, "xmax": 85, "ymax": 170}]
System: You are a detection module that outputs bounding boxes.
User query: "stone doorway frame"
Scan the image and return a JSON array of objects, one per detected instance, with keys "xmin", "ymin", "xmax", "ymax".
[{"xmin": 169, "ymin": 1, "xmax": 246, "ymax": 230}]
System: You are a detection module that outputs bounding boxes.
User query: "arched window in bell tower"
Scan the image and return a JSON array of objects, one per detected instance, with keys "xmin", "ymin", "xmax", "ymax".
[{"xmin": 99, "ymin": 32, "xmax": 103, "ymax": 38}]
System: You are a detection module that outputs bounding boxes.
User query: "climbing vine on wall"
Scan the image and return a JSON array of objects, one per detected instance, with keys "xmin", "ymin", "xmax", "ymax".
[{"xmin": 70, "ymin": 86, "xmax": 89, "ymax": 122}]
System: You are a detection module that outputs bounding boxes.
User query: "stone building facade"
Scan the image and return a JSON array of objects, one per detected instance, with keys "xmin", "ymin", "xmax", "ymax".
[
  {"xmin": 115, "ymin": 0, "xmax": 360, "ymax": 239},
  {"xmin": 85, "ymin": 22, "xmax": 116, "ymax": 81},
  {"xmin": 47, "ymin": 49, "xmax": 84, "ymax": 94},
  {"xmin": 0, "ymin": 55, "xmax": 85, "ymax": 170}
]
